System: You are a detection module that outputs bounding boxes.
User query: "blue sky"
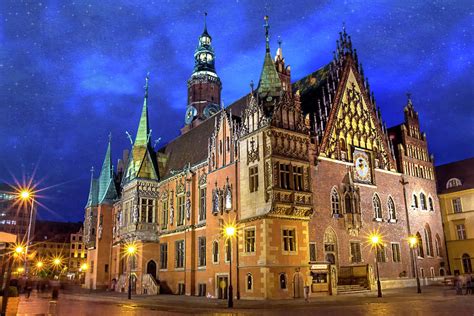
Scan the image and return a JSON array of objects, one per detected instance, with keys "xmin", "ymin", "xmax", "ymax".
[{"xmin": 0, "ymin": 0, "xmax": 472, "ymax": 221}]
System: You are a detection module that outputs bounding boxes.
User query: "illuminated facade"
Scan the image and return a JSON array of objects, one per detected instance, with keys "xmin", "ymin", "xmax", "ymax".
[
  {"xmin": 436, "ymin": 158, "xmax": 474, "ymax": 275},
  {"xmin": 84, "ymin": 18, "xmax": 446, "ymax": 298}
]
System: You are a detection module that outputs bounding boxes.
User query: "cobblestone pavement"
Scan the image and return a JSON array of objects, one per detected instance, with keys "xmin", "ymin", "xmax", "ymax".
[{"xmin": 16, "ymin": 286, "xmax": 474, "ymax": 315}]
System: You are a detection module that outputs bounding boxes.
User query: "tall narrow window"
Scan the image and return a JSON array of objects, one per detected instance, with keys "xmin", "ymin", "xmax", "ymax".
[
  {"xmin": 198, "ymin": 237, "xmax": 206, "ymax": 267},
  {"xmin": 292, "ymin": 166, "xmax": 303, "ymax": 191},
  {"xmin": 245, "ymin": 228, "xmax": 256, "ymax": 253},
  {"xmin": 161, "ymin": 200, "xmax": 168, "ymax": 229},
  {"xmin": 309, "ymin": 242, "xmax": 317, "ymax": 262},
  {"xmin": 424, "ymin": 224, "xmax": 433, "ymax": 257},
  {"xmin": 350, "ymin": 242, "xmax": 362, "ymax": 263},
  {"xmin": 413, "ymin": 194, "xmax": 418, "ymax": 208},
  {"xmin": 279, "ymin": 273, "xmax": 287, "ymax": 289},
  {"xmin": 428, "ymin": 197, "xmax": 434, "ymax": 211},
  {"xmin": 331, "ymin": 188, "xmax": 340, "ymax": 215},
  {"xmin": 345, "ymin": 194, "xmax": 353, "ymax": 213},
  {"xmin": 212, "ymin": 241, "xmax": 219, "ymax": 263},
  {"xmin": 246, "ymin": 274, "xmax": 253, "ymax": 291},
  {"xmin": 249, "ymin": 166, "xmax": 259, "ymax": 192},
  {"xmin": 391, "ymin": 243, "xmax": 401, "ymax": 262},
  {"xmin": 453, "ymin": 198, "xmax": 462, "ymax": 213},
  {"xmin": 435, "ymin": 234, "xmax": 442, "ymax": 257},
  {"xmin": 462, "ymin": 254, "xmax": 472, "ymax": 273},
  {"xmin": 416, "ymin": 232, "xmax": 424, "ymax": 257},
  {"xmin": 282, "ymin": 229, "xmax": 296, "ymax": 252},
  {"xmin": 279, "ymin": 164, "xmax": 291, "ymax": 189},
  {"xmin": 376, "ymin": 244, "xmax": 386, "ymax": 262},
  {"xmin": 199, "ymin": 187, "xmax": 206, "ymax": 222},
  {"xmin": 225, "ymin": 239, "xmax": 231, "ymax": 262},
  {"xmin": 175, "ymin": 240, "xmax": 185, "ymax": 268},
  {"xmin": 177, "ymin": 195, "xmax": 185, "ymax": 226},
  {"xmin": 387, "ymin": 197, "xmax": 396, "ymax": 221},
  {"xmin": 420, "ymin": 193, "xmax": 427, "ymax": 210},
  {"xmin": 373, "ymin": 194, "xmax": 382, "ymax": 219},
  {"xmin": 160, "ymin": 243, "xmax": 168, "ymax": 269}
]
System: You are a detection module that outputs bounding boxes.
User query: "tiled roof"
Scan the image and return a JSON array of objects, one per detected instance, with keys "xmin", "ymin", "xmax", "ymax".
[{"xmin": 436, "ymin": 157, "xmax": 474, "ymax": 194}]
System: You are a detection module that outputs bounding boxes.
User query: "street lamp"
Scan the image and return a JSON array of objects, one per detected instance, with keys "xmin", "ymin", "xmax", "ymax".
[
  {"xmin": 17, "ymin": 188, "xmax": 35, "ymax": 275},
  {"xmin": 369, "ymin": 233, "xmax": 383, "ymax": 298},
  {"xmin": 408, "ymin": 236, "xmax": 422, "ymax": 293},
  {"xmin": 224, "ymin": 224, "xmax": 236, "ymax": 308},
  {"xmin": 126, "ymin": 244, "xmax": 137, "ymax": 300}
]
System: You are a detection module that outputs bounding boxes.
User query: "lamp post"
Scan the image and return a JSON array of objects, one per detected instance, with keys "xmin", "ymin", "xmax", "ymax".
[
  {"xmin": 126, "ymin": 244, "xmax": 137, "ymax": 300},
  {"xmin": 408, "ymin": 236, "xmax": 422, "ymax": 293},
  {"xmin": 17, "ymin": 189, "xmax": 35, "ymax": 275},
  {"xmin": 369, "ymin": 234, "xmax": 383, "ymax": 298},
  {"xmin": 224, "ymin": 225, "xmax": 236, "ymax": 308}
]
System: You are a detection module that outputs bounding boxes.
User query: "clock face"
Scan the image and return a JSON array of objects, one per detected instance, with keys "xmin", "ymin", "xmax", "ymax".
[
  {"xmin": 203, "ymin": 103, "xmax": 220, "ymax": 118},
  {"xmin": 185, "ymin": 106, "xmax": 197, "ymax": 125},
  {"xmin": 353, "ymin": 150, "xmax": 371, "ymax": 183}
]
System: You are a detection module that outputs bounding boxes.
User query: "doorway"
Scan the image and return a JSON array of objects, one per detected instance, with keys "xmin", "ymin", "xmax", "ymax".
[
  {"xmin": 146, "ymin": 260, "xmax": 157, "ymax": 280},
  {"xmin": 293, "ymin": 272, "xmax": 304, "ymax": 298},
  {"xmin": 217, "ymin": 275, "xmax": 228, "ymax": 299}
]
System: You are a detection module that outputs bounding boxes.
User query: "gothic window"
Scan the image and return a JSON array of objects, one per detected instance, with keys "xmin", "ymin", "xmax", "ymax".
[
  {"xmin": 279, "ymin": 273, "xmax": 287, "ymax": 289},
  {"xmin": 331, "ymin": 188, "xmax": 340, "ymax": 215},
  {"xmin": 344, "ymin": 194, "xmax": 353, "ymax": 214},
  {"xmin": 225, "ymin": 186, "xmax": 232, "ymax": 210},
  {"xmin": 435, "ymin": 234, "xmax": 442, "ymax": 257},
  {"xmin": 416, "ymin": 232, "xmax": 424, "ymax": 258},
  {"xmin": 199, "ymin": 187, "xmax": 206, "ymax": 222},
  {"xmin": 177, "ymin": 195, "xmax": 185, "ymax": 226},
  {"xmin": 247, "ymin": 274, "xmax": 253, "ymax": 291},
  {"xmin": 387, "ymin": 197, "xmax": 396, "ymax": 220},
  {"xmin": 413, "ymin": 194, "xmax": 419, "ymax": 208},
  {"xmin": 198, "ymin": 237, "xmax": 206, "ymax": 267},
  {"xmin": 462, "ymin": 254, "xmax": 472, "ymax": 273},
  {"xmin": 249, "ymin": 166, "xmax": 259, "ymax": 192},
  {"xmin": 428, "ymin": 197, "xmax": 434, "ymax": 211},
  {"xmin": 175, "ymin": 240, "xmax": 185, "ymax": 268},
  {"xmin": 225, "ymin": 239, "xmax": 231, "ymax": 262},
  {"xmin": 160, "ymin": 243, "xmax": 168, "ymax": 269},
  {"xmin": 245, "ymin": 228, "xmax": 256, "ymax": 253},
  {"xmin": 309, "ymin": 242, "xmax": 317, "ymax": 262},
  {"xmin": 282, "ymin": 229, "xmax": 296, "ymax": 252},
  {"xmin": 350, "ymin": 242, "xmax": 362, "ymax": 263},
  {"xmin": 279, "ymin": 164, "xmax": 291, "ymax": 189},
  {"xmin": 292, "ymin": 166, "xmax": 303, "ymax": 191},
  {"xmin": 161, "ymin": 200, "xmax": 168, "ymax": 229},
  {"xmin": 420, "ymin": 193, "xmax": 427, "ymax": 210},
  {"xmin": 373, "ymin": 194, "xmax": 382, "ymax": 219},
  {"xmin": 212, "ymin": 241, "xmax": 219, "ymax": 263},
  {"xmin": 446, "ymin": 178, "xmax": 462, "ymax": 189},
  {"xmin": 453, "ymin": 198, "xmax": 462, "ymax": 213},
  {"xmin": 391, "ymin": 243, "xmax": 401, "ymax": 263}
]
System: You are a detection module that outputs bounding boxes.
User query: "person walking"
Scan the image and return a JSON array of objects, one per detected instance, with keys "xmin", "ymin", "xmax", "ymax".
[{"xmin": 304, "ymin": 274, "xmax": 312, "ymax": 302}]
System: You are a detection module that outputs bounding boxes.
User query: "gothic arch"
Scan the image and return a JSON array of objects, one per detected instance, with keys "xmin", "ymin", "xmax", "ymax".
[
  {"xmin": 323, "ymin": 227, "xmax": 338, "ymax": 266},
  {"xmin": 372, "ymin": 193, "xmax": 382, "ymax": 219},
  {"xmin": 424, "ymin": 224, "xmax": 433, "ymax": 257},
  {"xmin": 330, "ymin": 187, "xmax": 341, "ymax": 215}
]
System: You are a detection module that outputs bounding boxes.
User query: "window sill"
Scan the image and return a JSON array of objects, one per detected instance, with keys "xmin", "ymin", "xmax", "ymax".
[
  {"xmin": 387, "ymin": 219, "xmax": 398, "ymax": 223},
  {"xmin": 197, "ymin": 266, "xmax": 206, "ymax": 270},
  {"xmin": 212, "ymin": 261, "xmax": 219, "ymax": 265},
  {"xmin": 175, "ymin": 268, "xmax": 185, "ymax": 271},
  {"xmin": 159, "ymin": 269, "xmax": 168, "ymax": 272},
  {"xmin": 332, "ymin": 214, "xmax": 343, "ymax": 219},
  {"xmin": 373, "ymin": 218, "xmax": 383, "ymax": 222}
]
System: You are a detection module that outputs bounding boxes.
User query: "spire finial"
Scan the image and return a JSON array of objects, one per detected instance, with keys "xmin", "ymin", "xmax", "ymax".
[
  {"xmin": 250, "ymin": 80, "xmax": 254, "ymax": 93},
  {"xmin": 90, "ymin": 166, "xmax": 94, "ymax": 177},
  {"xmin": 108, "ymin": 132, "xmax": 112, "ymax": 142},
  {"xmin": 144, "ymin": 72, "xmax": 150, "ymax": 99},
  {"xmin": 278, "ymin": 36, "xmax": 282, "ymax": 48},
  {"xmin": 264, "ymin": 15, "xmax": 270, "ymax": 53},
  {"xmin": 204, "ymin": 12, "xmax": 208, "ymax": 31},
  {"xmin": 406, "ymin": 92, "xmax": 413, "ymax": 106}
]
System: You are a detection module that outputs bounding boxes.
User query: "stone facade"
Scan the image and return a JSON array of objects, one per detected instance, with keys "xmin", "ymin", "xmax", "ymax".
[{"xmin": 83, "ymin": 19, "xmax": 446, "ymax": 299}]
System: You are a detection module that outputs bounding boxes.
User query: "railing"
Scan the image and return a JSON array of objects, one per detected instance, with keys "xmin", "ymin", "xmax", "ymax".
[{"xmin": 142, "ymin": 274, "xmax": 159, "ymax": 295}]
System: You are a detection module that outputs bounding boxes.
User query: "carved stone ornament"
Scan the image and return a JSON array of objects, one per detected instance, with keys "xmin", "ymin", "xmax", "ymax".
[
  {"xmin": 247, "ymin": 137, "xmax": 259, "ymax": 165},
  {"xmin": 98, "ymin": 224, "xmax": 103, "ymax": 240},
  {"xmin": 212, "ymin": 188, "xmax": 220, "ymax": 215},
  {"xmin": 133, "ymin": 205, "xmax": 139, "ymax": 224},
  {"xmin": 199, "ymin": 173, "xmax": 207, "ymax": 187},
  {"xmin": 186, "ymin": 197, "xmax": 191, "ymax": 220}
]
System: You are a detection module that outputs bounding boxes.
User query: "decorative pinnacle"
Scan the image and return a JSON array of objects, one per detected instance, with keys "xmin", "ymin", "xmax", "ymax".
[
  {"xmin": 277, "ymin": 36, "xmax": 282, "ymax": 48},
  {"xmin": 250, "ymin": 80, "xmax": 254, "ymax": 92},
  {"xmin": 204, "ymin": 12, "xmax": 207, "ymax": 30},
  {"xmin": 90, "ymin": 166, "xmax": 95, "ymax": 176},
  {"xmin": 264, "ymin": 15, "xmax": 270, "ymax": 53},
  {"xmin": 144, "ymin": 72, "xmax": 150, "ymax": 99},
  {"xmin": 108, "ymin": 132, "xmax": 112, "ymax": 142}
]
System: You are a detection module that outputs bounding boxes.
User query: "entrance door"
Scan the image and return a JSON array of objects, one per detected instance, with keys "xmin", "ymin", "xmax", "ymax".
[
  {"xmin": 217, "ymin": 276, "xmax": 228, "ymax": 299},
  {"xmin": 146, "ymin": 260, "xmax": 157, "ymax": 280},
  {"xmin": 293, "ymin": 272, "xmax": 304, "ymax": 298}
]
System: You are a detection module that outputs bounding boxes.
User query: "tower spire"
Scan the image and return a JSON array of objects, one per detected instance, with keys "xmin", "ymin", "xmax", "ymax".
[
  {"xmin": 98, "ymin": 133, "xmax": 118, "ymax": 204},
  {"xmin": 264, "ymin": 15, "xmax": 270, "ymax": 53},
  {"xmin": 257, "ymin": 15, "xmax": 282, "ymax": 97},
  {"xmin": 134, "ymin": 73, "xmax": 151, "ymax": 147}
]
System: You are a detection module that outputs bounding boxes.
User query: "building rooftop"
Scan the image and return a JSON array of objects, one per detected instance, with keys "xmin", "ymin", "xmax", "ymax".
[{"xmin": 436, "ymin": 157, "xmax": 474, "ymax": 194}]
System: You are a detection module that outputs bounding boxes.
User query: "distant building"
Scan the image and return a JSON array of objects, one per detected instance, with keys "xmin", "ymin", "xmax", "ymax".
[
  {"xmin": 436, "ymin": 157, "xmax": 474, "ymax": 274},
  {"xmin": 0, "ymin": 183, "xmax": 36, "ymax": 240},
  {"xmin": 69, "ymin": 228, "xmax": 86, "ymax": 274},
  {"xmin": 31, "ymin": 220, "xmax": 83, "ymax": 271}
]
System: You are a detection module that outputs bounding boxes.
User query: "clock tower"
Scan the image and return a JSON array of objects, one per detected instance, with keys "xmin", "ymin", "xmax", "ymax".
[{"xmin": 183, "ymin": 13, "xmax": 222, "ymax": 133}]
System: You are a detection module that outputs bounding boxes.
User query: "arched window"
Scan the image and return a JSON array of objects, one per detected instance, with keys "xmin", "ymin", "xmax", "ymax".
[
  {"xmin": 462, "ymin": 254, "xmax": 472, "ymax": 273},
  {"xmin": 246, "ymin": 274, "xmax": 253, "ymax": 291},
  {"xmin": 212, "ymin": 241, "xmax": 219, "ymax": 263},
  {"xmin": 435, "ymin": 234, "xmax": 442, "ymax": 257},
  {"xmin": 446, "ymin": 178, "xmax": 462, "ymax": 189},
  {"xmin": 420, "ymin": 193, "xmax": 427, "ymax": 210},
  {"xmin": 279, "ymin": 273, "xmax": 287, "ymax": 289},
  {"xmin": 331, "ymin": 188, "xmax": 340, "ymax": 216},
  {"xmin": 373, "ymin": 194, "xmax": 382, "ymax": 219},
  {"xmin": 428, "ymin": 197, "xmax": 434, "ymax": 211},
  {"xmin": 424, "ymin": 224, "xmax": 433, "ymax": 257},
  {"xmin": 225, "ymin": 239, "xmax": 231, "ymax": 262},
  {"xmin": 387, "ymin": 197, "xmax": 396, "ymax": 221},
  {"xmin": 344, "ymin": 194, "xmax": 353, "ymax": 214},
  {"xmin": 413, "ymin": 194, "xmax": 419, "ymax": 208},
  {"xmin": 416, "ymin": 232, "xmax": 424, "ymax": 258}
]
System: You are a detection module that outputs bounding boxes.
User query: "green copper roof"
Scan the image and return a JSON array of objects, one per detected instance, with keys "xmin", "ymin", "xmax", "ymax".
[
  {"xmin": 98, "ymin": 136, "xmax": 118, "ymax": 204},
  {"xmin": 134, "ymin": 76, "xmax": 150, "ymax": 147},
  {"xmin": 85, "ymin": 174, "xmax": 99, "ymax": 208},
  {"xmin": 257, "ymin": 51, "xmax": 282, "ymax": 96}
]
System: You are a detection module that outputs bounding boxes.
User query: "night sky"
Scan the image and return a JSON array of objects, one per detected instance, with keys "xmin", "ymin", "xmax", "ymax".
[{"xmin": 0, "ymin": 1, "xmax": 472, "ymax": 222}]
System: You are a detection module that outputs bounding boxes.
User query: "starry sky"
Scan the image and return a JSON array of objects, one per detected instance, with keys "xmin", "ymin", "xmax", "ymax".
[{"xmin": 0, "ymin": 1, "xmax": 472, "ymax": 222}]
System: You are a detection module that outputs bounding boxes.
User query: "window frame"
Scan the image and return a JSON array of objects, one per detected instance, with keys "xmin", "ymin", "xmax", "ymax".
[
  {"xmin": 282, "ymin": 228, "xmax": 297, "ymax": 253},
  {"xmin": 244, "ymin": 228, "xmax": 256, "ymax": 253},
  {"xmin": 391, "ymin": 242, "xmax": 401, "ymax": 263}
]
